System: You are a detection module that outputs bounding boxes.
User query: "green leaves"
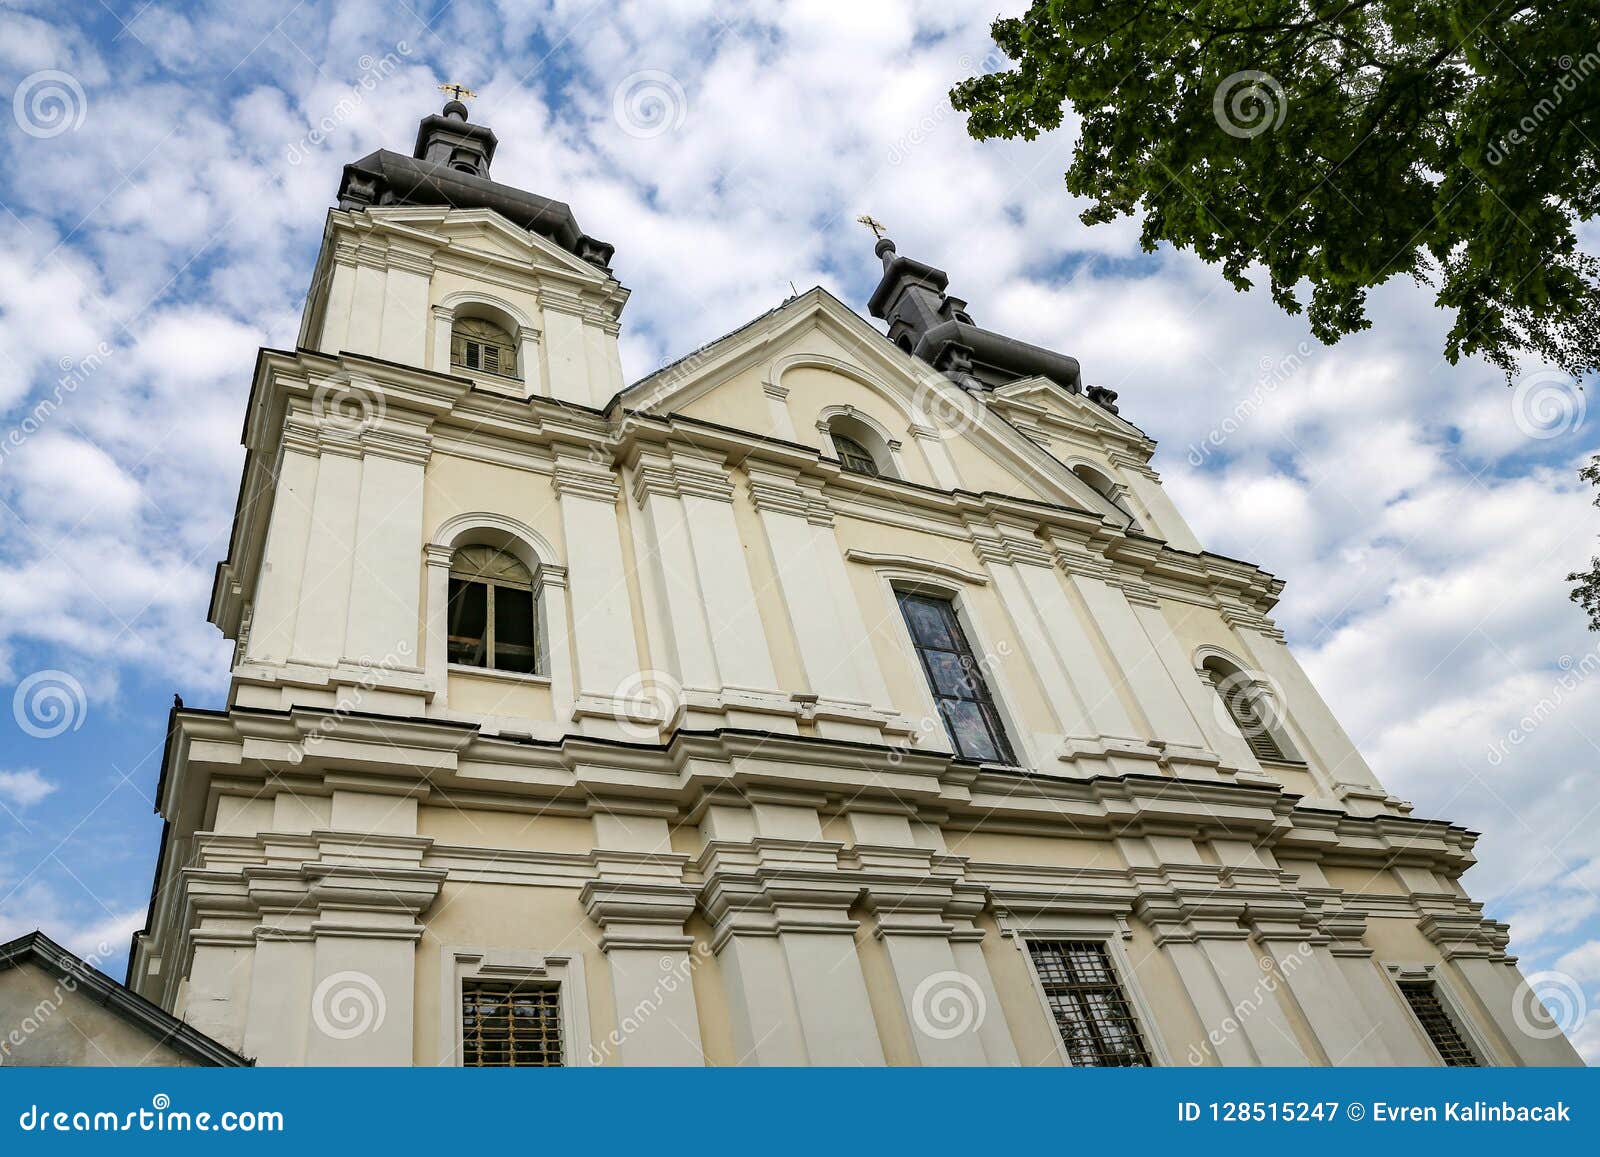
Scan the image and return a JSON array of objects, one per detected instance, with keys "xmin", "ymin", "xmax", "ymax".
[{"xmin": 950, "ymin": 0, "xmax": 1600, "ymax": 381}]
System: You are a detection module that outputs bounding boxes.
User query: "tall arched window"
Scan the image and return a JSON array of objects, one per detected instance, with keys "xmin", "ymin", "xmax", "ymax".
[
  {"xmin": 451, "ymin": 317, "xmax": 518, "ymax": 379},
  {"xmin": 447, "ymin": 545, "xmax": 538, "ymax": 673},
  {"xmin": 1200, "ymin": 656, "xmax": 1296, "ymax": 763}
]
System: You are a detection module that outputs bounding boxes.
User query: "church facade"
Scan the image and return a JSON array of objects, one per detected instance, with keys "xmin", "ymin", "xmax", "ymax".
[{"xmin": 128, "ymin": 100, "xmax": 1581, "ymax": 1067}]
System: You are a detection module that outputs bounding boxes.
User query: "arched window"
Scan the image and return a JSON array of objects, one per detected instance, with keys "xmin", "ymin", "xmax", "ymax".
[
  {"xmin": 825, "ymin": 414, "xmax": 896, "ymax": 479},
  {"xmin": 1072, "ymin": 464, "xmax": 1141, "ymax": 529},
  {"xmin": 451, "ymin": 317, "xmax": 517, "ymax": 379},
  {"xmin": 447, "ymin": 545, "xmax": 538, "ymax": 673},
  {"xmin": 1200, "ymin": 656, "xmax": 1295, "ymax": 763},
  {"xmin": 833, "ymin": 432, "xmax": 880, "ymax": 477}
]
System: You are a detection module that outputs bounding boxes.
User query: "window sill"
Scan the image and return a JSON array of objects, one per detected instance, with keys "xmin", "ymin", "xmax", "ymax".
[
  {"xmin": 448, "ymin": 663, "xmax": 551, "ymax": 686},
  {"xmin": 451, "ymin": 364, "xmax": 523, "ymax": 384}
]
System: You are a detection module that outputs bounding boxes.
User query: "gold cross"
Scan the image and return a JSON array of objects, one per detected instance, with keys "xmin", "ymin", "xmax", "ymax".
[
  {"xmin": 856, "ymin": 214, "xmax": 888, "ymax": 240},
  {"xmin": 438, "ymin": 83, "xmax": 478, "ymax": 102}
]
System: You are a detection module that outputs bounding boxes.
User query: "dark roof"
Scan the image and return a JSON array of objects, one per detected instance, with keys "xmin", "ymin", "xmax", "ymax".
[
  {"xmin": 1, "ymin": 931, "xmax": 251, "ymax": 1066},
  {"xmin": 336, "ymin": 148, "xmax": 615, "ymax": 271}
]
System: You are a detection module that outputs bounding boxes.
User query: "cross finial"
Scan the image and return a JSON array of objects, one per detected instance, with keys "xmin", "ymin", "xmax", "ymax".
[
  {"xmin": 856, "ymin": 214, "xmax": 888, "ymax": 240},
  {"xmin": 438, "ymin": 83, "xmax": 478, "ymax": 103}
]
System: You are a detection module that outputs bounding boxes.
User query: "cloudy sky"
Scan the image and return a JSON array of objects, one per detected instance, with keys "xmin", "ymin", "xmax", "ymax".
[{"xmin": 1, "ymin": 0, "xmax": 1597, "ymax": 1061}]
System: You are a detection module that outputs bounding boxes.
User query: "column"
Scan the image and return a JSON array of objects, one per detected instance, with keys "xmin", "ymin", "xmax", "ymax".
[
  {"xmin": 1056, "ymin": 547, "xmax": 1212, "ymax": 757},
  {"xmin": 245, "ymin": 421, "xmax": 320, "ymax": 665},
  {"xmin": 553, "ymin": 453, "xmax": 645, "ymax": 736},
  {"xmin": 376, "ymin": 247, "xmax": 432, "ymax": 367},
  {"xmin": 516, "ymin": 325, "xmax": 544, "ymax": 398},
  {"xmin": 341, "ymin": 436, "xmax": 428, "ymax": 667},
  {"xmin": 541, "ymin": 294, "xmax": 590, "ymax": 406},
  {"xmin": 1252, "ymin": 928, "xmax": 1394, "ymax": 1065},
  {"xmin": 971, "ymin": 530, "xmax": 1127, "ymax": 742},
  {"xmin": 290, "ymin": 434, "xmax": 362, "ymax": 666},
  {"xmin": 745, "ymin": 464, "xmax": 892, "ymax": 739},
  {"xmin": 581, "ymin": 811, "xmax": 704, "ymax": 1066},
  {"xmin": 181, "ymin": 937, "xmax": 254, "ymax": 1054},
  {"xmin": 698, "ymin": 807, "xmax": 884, "ymax": 1065},
  {"xmin": 241, "ymin": 933, "xmax": 314, "ymax": 1065}
]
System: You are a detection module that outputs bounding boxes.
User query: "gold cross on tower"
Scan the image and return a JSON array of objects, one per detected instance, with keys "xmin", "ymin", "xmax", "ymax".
[
  {"xmin": 438, "ymin": 83, "xmax": 478, "ymax": 103},
  {"xmin": 856, "ymin": 214, "xmax": 888, "ymax": 240}
]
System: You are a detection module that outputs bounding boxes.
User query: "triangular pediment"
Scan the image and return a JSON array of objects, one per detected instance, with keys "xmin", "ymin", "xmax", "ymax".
[
  {"xmin": 619, "ymin": 290, "xmax": 1127, "ymax": 519},
  {"xmin": 363, "ymin": 205, "xmax": 614, "ymax": 286}
]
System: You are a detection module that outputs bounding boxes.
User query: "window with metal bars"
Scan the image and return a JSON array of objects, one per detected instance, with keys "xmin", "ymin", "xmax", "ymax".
[
  {"xmin": 460, "ymin": 981, "xmax": 563, "ymax": 1067},
  {"xmin": 1027, "ymin": 939, "xmax": 1153, "ymax": 1067},
  {"xmin": 1398, "ymin": 980, "xmax": 1481, "ymax": 1066},
  {"xmin": 896, "ymin": 591, "xmax": 1016, "ymax": 764}
]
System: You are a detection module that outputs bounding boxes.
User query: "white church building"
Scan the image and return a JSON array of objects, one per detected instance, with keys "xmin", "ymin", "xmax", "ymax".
[{"xmin": 125, "ymin": 98, "xmax": 1581, "ymax": 1067}]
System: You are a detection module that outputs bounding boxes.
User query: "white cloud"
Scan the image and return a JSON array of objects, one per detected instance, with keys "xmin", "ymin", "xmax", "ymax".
[{"xmin": 0, "ymin": 769, "xmax": 56, "ymax": 808}]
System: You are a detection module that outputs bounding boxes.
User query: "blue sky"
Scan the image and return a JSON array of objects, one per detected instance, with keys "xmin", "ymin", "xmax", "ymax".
[{"xmin": 1, "ymin": 1, "xmax": 1598, "ymax": 1060}]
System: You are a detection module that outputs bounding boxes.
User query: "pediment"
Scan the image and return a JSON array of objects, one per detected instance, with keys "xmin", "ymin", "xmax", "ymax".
[
  {"xmin": 364, "ymin": 206, "xmax": 614, "ymax": 286},
  {"xmin": 620, "ymin": 290, "xmax": 1121, "ymax": 518}
]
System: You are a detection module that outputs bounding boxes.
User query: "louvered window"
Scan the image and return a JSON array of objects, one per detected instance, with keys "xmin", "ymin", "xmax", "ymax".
[
  {"xmin": 1204, "ymin": 663, "xmax": 1295, "ymax": 763},
  {"xmin": 1221, "ymin": 677, "xmax": 1288, "ymax": 762},
  {"xmin": 448, "ymin": 545, "xmax": 538, "ymax": 674},
  {"xmin": 1398, "ymin": 981, "xmax": 1481, "ymax": 1066},
  {"xmin": 451, "ymin": 318, "xmax": 517, "ymax": 378},
  {"xmin": 1028, "ymin": 940, "xmax": 1153, "ymax": 1067},
  {"xmin": 461, "ymin": 982, "xmax": 563, "ymax": 1067}
]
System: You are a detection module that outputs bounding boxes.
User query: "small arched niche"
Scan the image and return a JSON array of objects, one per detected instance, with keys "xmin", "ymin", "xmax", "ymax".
[{"xmin": 1070, "ymin": 463, "xmax": 1141, "ymax": 530}]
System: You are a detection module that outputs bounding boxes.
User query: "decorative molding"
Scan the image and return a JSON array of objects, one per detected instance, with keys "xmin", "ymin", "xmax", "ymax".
[{"xmin": 844, "ymin": 549, "xmax": 988, "ymax": 587}]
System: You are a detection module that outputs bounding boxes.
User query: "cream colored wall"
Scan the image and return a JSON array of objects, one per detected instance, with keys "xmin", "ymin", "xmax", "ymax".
[
  {"xmin": 0, "ymin": 964, "xmax": 201, "ymax": 1067},
  {"xmin": 413, "ymin": 881, "xmax": 617, "ymax": 1066}
]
